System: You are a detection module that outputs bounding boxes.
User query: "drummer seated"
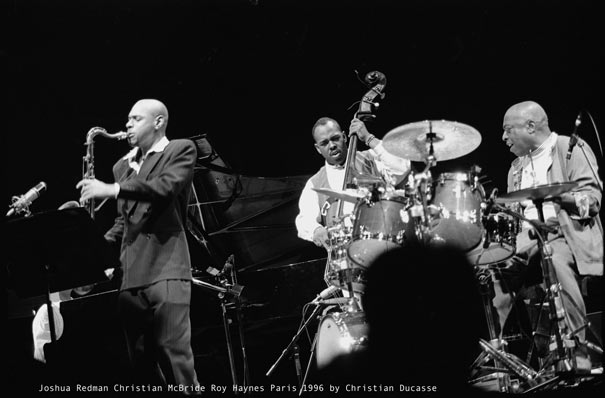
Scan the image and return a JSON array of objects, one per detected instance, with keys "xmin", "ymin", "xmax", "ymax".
[{"xmin": 491, "ymin": 254, "xmax": 595, "ymax": 373}]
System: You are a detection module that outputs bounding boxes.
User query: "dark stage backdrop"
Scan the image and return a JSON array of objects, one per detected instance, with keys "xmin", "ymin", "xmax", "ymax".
[
  {"xmin": 4, "ymin": 0, "xmax": 604, "ymax": 220},
  {"xmin": 3, "ymin": 0, "xmax": 604, "ymax": 394}
]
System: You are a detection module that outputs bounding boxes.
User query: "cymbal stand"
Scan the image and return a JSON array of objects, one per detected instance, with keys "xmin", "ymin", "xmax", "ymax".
[
  {"xmin": 525, "ymin": 199, "xmax": 576, "ymax": 377},
  {"xmin": 469, "ymin": 266, "xmax": 539, "ymax": 392},
  {"xmin": 493, "ymin": 202, "xmax": 603, "ymax": 386},
  {"xmin": 410, "ymin": 122, "xmax": 441, "ymax": 244},
  {"xmin": 409, "ymin": 152, "xmax": 436, "ymax": 244}
]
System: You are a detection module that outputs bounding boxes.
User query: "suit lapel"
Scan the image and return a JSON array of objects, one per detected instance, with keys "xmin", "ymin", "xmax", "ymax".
[
  {"xmin": 114, "ymin": 160, "xmax": 135, "ymax": 216},
  {"xmin": 124, "ymin": 150, "xmax": 165, "ymax": 218},
  {"xmin": 137, "ymin": 150, "xmax": 163, "ymax": 181},
  {"xmin": 118, "ymin": 142, "xmax": 172, "ymax": 218}
]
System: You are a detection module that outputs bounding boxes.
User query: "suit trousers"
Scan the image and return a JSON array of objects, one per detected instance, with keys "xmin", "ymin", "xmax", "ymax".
[
  {"xmin": 492, "ymin": 235, "xmax": 587, "ymax": 344},
  {"xmin": 118, "ymin": 279, "xmax": 199, "ymax": 389}
]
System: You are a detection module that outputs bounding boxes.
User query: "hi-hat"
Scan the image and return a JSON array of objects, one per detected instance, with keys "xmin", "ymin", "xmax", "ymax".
[
  {"xmin": 382, "ymin": 120, "xmax": 482, "ymax": 162},
  {"xmin": 495, "ymin": 182, "xmax": 579, "ymax": 204},
  {"xmin": 312, "ymin": 187, "xmax": 365, "ymax": 203}
]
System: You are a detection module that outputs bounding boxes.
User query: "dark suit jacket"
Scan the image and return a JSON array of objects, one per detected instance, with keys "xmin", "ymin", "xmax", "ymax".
[{"xmin": 104, "ymin": 138, "xmax": 197, "ymax": 290}]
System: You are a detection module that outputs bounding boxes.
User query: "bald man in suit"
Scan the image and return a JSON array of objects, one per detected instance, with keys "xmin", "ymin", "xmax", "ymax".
[
  {"xmin": 494, "ymin": 100, "xmax": 602, "ymax": 373},
  {"xmin": 78, "ymin": 99, "xmax": 200, "ymax": 391}
]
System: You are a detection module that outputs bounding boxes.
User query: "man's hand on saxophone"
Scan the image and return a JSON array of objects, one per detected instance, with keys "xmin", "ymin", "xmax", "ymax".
[{"xmin": 76, "ymin": 178, "xmax": 119, "ymax": 204}]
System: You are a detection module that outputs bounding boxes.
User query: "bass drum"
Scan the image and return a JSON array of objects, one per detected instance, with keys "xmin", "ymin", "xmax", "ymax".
[{"xmin": 315, "ymin": 311, "xmax": 368, "ymax": 370}]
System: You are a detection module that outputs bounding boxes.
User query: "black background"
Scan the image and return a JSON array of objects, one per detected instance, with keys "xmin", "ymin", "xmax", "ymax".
[
  {"xmin": 4, "ymin": 0, "xmax": 604, "ymax": 222},
  {"xmin": 3, "ymin": 0, "xmax": 604, "ymax": 394}
]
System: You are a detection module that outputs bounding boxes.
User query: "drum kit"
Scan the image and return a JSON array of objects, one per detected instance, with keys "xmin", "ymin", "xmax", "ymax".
[
  {"xmin": 318, "ymin": 119, "xmax": 509, "ymax": 297},
  {"xmin": 298, "ymin": 119, "xmax": 600, "ymax": 392}
]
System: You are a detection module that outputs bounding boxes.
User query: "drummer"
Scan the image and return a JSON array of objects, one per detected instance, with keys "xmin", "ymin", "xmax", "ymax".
[
  {"xmin": 494, "ymin": 101, "xmax": 602, "ymax": 373},
  {"xmin": 295, "ymin": 116, "xmax": 411, "ymax": 248}
]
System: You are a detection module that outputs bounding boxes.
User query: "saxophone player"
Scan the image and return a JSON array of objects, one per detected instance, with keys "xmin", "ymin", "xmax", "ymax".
[{"xmin": 77, "ymin": 99, "xmax": 200, "ymax": 393}]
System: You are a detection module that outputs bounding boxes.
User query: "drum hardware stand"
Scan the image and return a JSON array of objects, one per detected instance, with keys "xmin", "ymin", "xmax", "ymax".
[
  {"xmin": 493, "ymin": 201, "xmax": 604, "ymax": 390},
  {"xmin": 410, "ymin": 150, "xmax": 438, "ymax": 244},
  {"xmin": 409, "ymin": 122, "xmax": 443, "ymax": 245},
  {"xmin": 510, "ymin": 200, "xmax": 574, "ymax": 377},
  {"xmin": 469, "ymin": 266, "xmax": 539, "ymax": 392},
  {"xmin": 524, "ymin": 283, "xmax": 603, "ymax": 373},
  {"xmin": 192, "ymin": 257, "xmax": 249, "ymax": 392}
]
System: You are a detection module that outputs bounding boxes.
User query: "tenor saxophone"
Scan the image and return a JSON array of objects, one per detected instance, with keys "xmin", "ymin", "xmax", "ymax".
[{"xmin": 82, "ymin": 127, "xmax": 129, "ymax": 219}]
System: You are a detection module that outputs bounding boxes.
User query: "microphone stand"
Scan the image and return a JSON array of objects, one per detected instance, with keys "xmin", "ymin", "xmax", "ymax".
[
  {"xmin": 191, "ymin": 273, "xmax": 247, "ymax": 391},
  {"xmin": 568, "ymin": 112, "xmax": 602, "ymax": 193},
  {"xmin": 265, "ymin": 304, "xmax": 323, "ymax": 382}
]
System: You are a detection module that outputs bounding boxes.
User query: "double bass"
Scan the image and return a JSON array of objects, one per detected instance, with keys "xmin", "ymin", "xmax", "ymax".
[
  {"xmin": 323, "ymin": 71, "xmax": 388, "ymax": 297},
  {"xmin": 337, "ymin": 71, "xmax": 387, "ymax": 216}
]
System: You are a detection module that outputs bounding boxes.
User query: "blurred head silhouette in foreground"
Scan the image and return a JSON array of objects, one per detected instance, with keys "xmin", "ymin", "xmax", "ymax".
[{"xmin": 316, "ymin": 243, "xmax": 484, "ymax": 394}]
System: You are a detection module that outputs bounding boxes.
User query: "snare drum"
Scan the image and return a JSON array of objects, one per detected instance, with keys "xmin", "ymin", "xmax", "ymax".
[
  {"xmin": 315, "ymin": 311, "xmax": 368, "ymax": 370},
  {"xmin": 430, "ymin": 172, "xmax": 484, "ymax": 251},
  {"xmin": 347, "ymin": 199, "xmax": 416, "ymax": 268},
  {"xmin": 467, "ymin": 212, "xmax": 518, "ymax": 266}
]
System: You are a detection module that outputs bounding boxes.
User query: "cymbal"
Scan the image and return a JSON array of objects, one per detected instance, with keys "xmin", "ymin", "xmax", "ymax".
[
  {"xmin": 382, "ymin": 120, "xmax": 482, "ymax": 162},
  {"xmin": 312, "ymin": 187, "xmax": 365, "ymax": 203},
  {"xmin": 495, "ymin": 182, "xmax": 579, "ymax": 203}
]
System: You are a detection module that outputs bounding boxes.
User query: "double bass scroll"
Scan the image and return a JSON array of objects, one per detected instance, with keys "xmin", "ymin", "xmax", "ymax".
[{"xmin": 353, "ymin": 71, "xmax": 387, "ymax": 122}]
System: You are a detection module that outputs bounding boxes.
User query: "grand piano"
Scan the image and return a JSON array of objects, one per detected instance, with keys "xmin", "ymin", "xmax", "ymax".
[
  {"xmin": 186, "ymin": 132, "xmax": 327, "ymax": 309},
  {"xmin": 185, "ymin": 134, "xmax": 329, "ymax": 383}
]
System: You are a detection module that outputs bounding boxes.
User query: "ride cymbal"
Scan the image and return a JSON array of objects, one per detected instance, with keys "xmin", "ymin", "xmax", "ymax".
[{"xmin": 382, "ymin": 120, "xmax": 482, "ymax": 162}]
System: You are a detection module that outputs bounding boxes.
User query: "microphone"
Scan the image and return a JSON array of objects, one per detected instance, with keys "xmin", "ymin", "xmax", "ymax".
[
  {"xmin": 7, "ymin": 182, "xmax": 47, "ymax": 217},
  {"xmin": 310, "ymin": 285, "xmax": 340, "ymax": 304},
  {"xmin": 567, "ymin": 111, "xmax": 582, "ymax": 160}
]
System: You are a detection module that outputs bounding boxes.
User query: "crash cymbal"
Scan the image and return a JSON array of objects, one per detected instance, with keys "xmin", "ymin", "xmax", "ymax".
[
  {"xmin": 495, "ymin": 182, "xmax": 579, "ymax": 203},
  {"xmin": 382, "ymin": 120, "xmax": 482, "ymax": 162},
  {"xmin": 312, "ymin": 187, "xmax": 365, "ymax": 203}
]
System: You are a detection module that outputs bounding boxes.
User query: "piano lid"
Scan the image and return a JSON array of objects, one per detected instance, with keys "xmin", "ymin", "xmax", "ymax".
[{"xmin": 186, "ymin": 134, "xmax": 324, "ymax": 274}]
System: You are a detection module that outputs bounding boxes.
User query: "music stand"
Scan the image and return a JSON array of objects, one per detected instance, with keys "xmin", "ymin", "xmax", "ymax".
[{"xmin": 4, "ymin": 207, "xmax": 112, "ymax": 351}]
